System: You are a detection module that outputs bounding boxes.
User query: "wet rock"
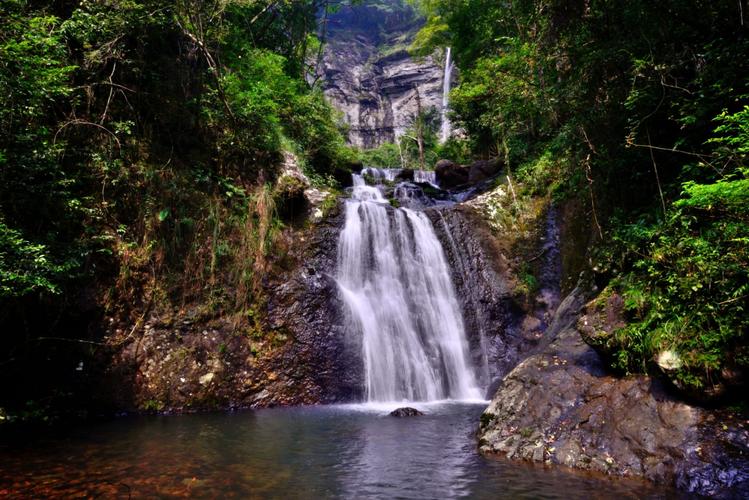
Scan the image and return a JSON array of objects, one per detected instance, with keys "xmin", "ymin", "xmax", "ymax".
[
  {"xmin": 390, "ymin": 407, "xmax": 424, "ymax": 417},
  {"xmin": 393, "ymin": 183, "xmax": 432, "ymax": 208},
  {"xmin": 479, "ymin": 284, "xmax": 749, "ymax": 497}
]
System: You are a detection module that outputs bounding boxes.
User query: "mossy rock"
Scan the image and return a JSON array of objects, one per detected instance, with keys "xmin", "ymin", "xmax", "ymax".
[
  {"xmin": 273, "ymin": 174, "xmax": 308, "ymax": 221},
  {"xmin": 577, "ymin": 287, "xmax": 626, "ymax": 360}
]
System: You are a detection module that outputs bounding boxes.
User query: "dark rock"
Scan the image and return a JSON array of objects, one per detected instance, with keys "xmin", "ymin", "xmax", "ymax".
[
  {"xmin": 429, "ymin": 204, "xmax": 567, "ymax": 391},
  {"xmin": 577, "ymin": 289, "xmax": 626, "ymax": 361},
  {"xmin": 435, "ymin": 159, "xmax": 469, "ymax": 189},
  {"xmin": 393, "ymin": 183, "xmax": 431, "ymax": 208},
  {"xmin": 395, "ymin": 168, "xmax": 415, "ymax": 182},
  {"xmin": 103, "ymin": 206, "xmax": 362, "ymax": 412},
  {"xmin": 273, "ymin": 175, "xmax": 308, "ymax": 222},
  {"xmin": 468, "ymin": 158, "xmax": 503, "ymax": 184},
  {"xmin": 390, "ymin": 407, "xmax": 424, "ymax": 417},
  {"xmin": 333, "ymin": 165, "xmax": 357, "ymax": 188}
]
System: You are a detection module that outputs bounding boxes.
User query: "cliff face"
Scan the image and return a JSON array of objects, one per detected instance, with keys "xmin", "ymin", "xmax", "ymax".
[{"xmin": 319, "ymin": 1, "xmax": 449, "ymax": 148}]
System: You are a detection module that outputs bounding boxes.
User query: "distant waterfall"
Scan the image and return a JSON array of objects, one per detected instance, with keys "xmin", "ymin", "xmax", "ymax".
[
  {"xmin": 337, "ymin": 173, "xmax": 482, "ymax": 403},
  {"xmin": 440, "ymin": 47, "xmax": 454, "ymax": 143}
]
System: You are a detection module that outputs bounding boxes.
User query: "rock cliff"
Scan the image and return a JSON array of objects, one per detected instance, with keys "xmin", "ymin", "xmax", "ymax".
[{"xmin": 319, "ymin": 1, "xmax": 450, "ymax": 148}]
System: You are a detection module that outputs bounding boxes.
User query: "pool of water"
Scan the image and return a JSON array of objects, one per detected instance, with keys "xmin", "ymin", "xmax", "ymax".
[{"xmin": 0, "ymin": 402, "xmax": 684, "ymax": 498}]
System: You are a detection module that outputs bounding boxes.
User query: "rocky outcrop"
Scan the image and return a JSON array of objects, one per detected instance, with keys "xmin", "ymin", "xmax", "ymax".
[
  {"xmin": 435, "ymin": 158, "xmax": 503, "ymax": 189},
  {"xmin": 102, "ymin": 194, "xmax": 361, "ymax": 412},
  {"xmin": 320, "ymin": 2, "xmax": 449, "ymax": 148},
  {"xmin": 478, "ymin": 284, "xmax": 749, "ymax": 497},
  {"xmin": 435, "ymin": 159, "xmax": 467, "ymax": 188},
  {"xmin": 430, "ymin": 206, "xmax": 523, "ymax": 392}
]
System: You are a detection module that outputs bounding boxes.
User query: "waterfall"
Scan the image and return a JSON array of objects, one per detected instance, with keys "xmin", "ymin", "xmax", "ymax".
[
  {"xmin": 361, "ymin": 167, "xmax": 401, "ymax": 183},
  {"xmin": 414, "ymin": 169, "xmax": 438, "ymax": 187},
  {"xmin": 440, "ymin": 47, "xmax": 454, "ymax": 143},
  {"xmin": 337, "ymin": 174, "xmax": 482, "ymax": 403}
]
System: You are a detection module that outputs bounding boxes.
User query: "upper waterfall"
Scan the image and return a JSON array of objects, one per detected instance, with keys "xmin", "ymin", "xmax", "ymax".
[
  {"xmin": 336, "ymin": 172, "xmax": 482, "ymax": 403},
  {"xmin": 440, "ymin": 47, "xmax": 454, "ymax": 143}
]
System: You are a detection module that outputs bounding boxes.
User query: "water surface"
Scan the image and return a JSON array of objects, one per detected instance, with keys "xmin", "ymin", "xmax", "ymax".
[{"xmin": 0, "ymin": 402, "xmax": 683, "ymax": 498}]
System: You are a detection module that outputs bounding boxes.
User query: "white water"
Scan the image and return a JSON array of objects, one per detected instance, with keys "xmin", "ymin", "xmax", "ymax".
[
  {"xmin": 361, "ymin": 167, "xmax": 401, "ymax": 183},
  {"xmin": 414, "ymin": 169, "xmax": 438, "ymax": 187},
  {"xmin": 440, "ymin": 47, "xmax": 454, "ymax": 143},
  {"xmin": 360, "ymin": 167, "xmax": 439, "ymax": 188},
  {"xmin": 337, "ymin": 174, "xmax": 482, "ymax": 403}
]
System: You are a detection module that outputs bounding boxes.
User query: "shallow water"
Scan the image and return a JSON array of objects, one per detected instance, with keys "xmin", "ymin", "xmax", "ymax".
[{"xmin": 0, "ymin": 402, "xmax": 684, "ymax": 499}]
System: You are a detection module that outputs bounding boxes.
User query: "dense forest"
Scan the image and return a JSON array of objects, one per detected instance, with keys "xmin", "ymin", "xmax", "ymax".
[
  {"xmin": 1, "ymin": 0, "xmax": 362, "ymax": 420},
  {"xmin": 403, "ymin": 0, "xmax": 749, "ymax": 401},
  {"xmin": 1, "ymin": 0, "xmax": 747, "ymax": 428}
]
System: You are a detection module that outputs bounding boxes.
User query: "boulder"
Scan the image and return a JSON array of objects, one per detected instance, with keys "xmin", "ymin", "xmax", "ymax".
[
  {"xmin": 390, "ymin": 407, "xmax": 424, "ymax": 417},
  {"xmin": 468, "ymin": 158, "xmax": 502, "ymax": 183},
  {"xmin": 577, "ymin": 288, "xmax": 626, "ymax": 362},
  {"xmin": 273, "ymin": 174, "xmax": 308, "ymax": 221},
  {"xmin": 395, "ymin": 168, "xmax": 415, "ymax": 182},
  {"xmin": 435, "ymin": 159, "xmax": 469, "ymax": 189}
]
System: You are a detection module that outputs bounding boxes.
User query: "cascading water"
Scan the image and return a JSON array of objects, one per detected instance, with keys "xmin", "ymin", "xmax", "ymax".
[
  {"xmin": 337, "ymin": 172, "xmax": 482, "ymax": 403},
  {"xmin": 361, "ymin": 167, "xmax": 401, "ymax": 183},
  {"xmin": 440, "ymin": 47, "xmax": 454, "ymax": 143},
  {"xmin": 414, "ymin": 169, "xmax": 438, "ymax": 187}
]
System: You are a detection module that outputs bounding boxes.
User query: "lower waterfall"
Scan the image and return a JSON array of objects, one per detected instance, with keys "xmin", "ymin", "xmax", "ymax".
[{"xmin": 337, "ymin": 173, "xmax": 482, "ymax": 403}]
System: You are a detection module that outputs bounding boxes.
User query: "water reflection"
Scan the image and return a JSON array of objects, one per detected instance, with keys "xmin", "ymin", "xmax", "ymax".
[
  {"xmin": 346, "ymin": 403, "xmax": 476, "ymax": 498},
  {"xmin": 0, "ymin": 403, "xmax": 684, "ymax": 499}
]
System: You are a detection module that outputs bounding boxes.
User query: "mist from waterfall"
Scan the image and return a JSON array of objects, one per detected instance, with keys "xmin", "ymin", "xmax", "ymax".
[
  {"xmin": 440, "ymin": 47, "xmax": 454, "ymax": 143},
  {"xmin": 336, "ymin": 173, "xmax": 482, "ymax": 403}
]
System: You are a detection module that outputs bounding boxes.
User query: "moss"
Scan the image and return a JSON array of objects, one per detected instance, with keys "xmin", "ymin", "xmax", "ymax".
[
  {"xmin": 142, "ymin": 399, "xmax": 165, "ymax": 412},
  {"xmin": 480, "ymin": 412, "xmax": 495, "ymax": 428},
  {"xmin": 320, "ymin": 193, "xmax": 340, "ymax": 218}
]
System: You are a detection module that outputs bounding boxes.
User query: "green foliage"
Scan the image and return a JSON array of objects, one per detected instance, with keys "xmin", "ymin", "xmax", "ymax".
[
  {"xmin": 595, "ymin": 108, "xmax": 749, "ymax": 393},
  {"xmin": 601, "ymin": 210, "xmax": 748, "ymax": 392},
  {"xmin": 0, "ymin": 0, "xmax": 355, "ymax": 418},
  {"xmin": 360, "ymin": 142, "xmax": 403, "ymax": 168},
  {"xmin": 360, "ymin": 106, "xmax": 444, "ymax": 169},
  {"xmin": 435, "ymin": 137, "xmax": 472, "ymax": 165},
  {"xmin": 414, "ymin": 0, "xmax": 749, "ymax": 398},
  {"xmin": 0, "ymin": 222, "xmax": 69, "ymax": 297}
]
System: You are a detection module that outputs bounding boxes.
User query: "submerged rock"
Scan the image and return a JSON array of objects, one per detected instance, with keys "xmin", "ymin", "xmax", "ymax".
[{"xmin": 390, "ymin": 407, "xmax": 424, "ymax": 417}]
